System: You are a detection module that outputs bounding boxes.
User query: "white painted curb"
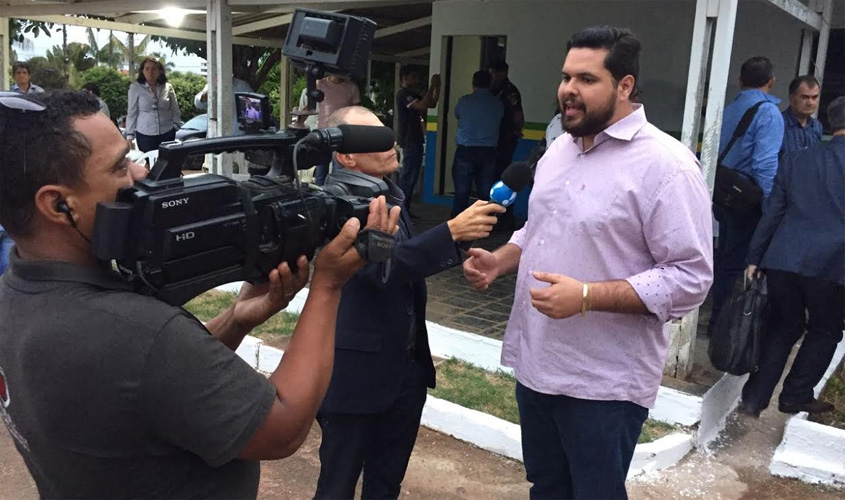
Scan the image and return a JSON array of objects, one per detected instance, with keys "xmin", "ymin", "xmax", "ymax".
[
  {"xmin": 218, "ymin": 282, "xmax": 699, "ymax": 475},
  {"xmin": 770, "ymin": 340, "xmax": 845, "ymax": 487}
]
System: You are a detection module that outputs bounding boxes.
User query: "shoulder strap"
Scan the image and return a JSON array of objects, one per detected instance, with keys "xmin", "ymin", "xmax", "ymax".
[{"xmin": 718, "ymin": 101, "xmax": 767, "ymax": 165}]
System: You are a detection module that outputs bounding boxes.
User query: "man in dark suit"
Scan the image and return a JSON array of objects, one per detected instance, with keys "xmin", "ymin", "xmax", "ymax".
[
  {"xmin": 313, "ymin": 106, "xmax": 507, "ymax": 500},
  {"xmin": 739, "ymin": 96, "xmax": 845, "ymax": 418}
]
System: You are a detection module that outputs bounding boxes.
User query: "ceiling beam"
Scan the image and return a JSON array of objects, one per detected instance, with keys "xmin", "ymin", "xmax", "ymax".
[
  {"xmin": 764, "ymin": 0, "xmax": 823, "ymax": 30},
  {"xmin": 231, "ymin": 0, "xmax": 433, "ymax": 10},
  {"xmin": 395, "ymin": 46, "xmax": 429, "ymax": 58},
  {"xmin": 24, "ymin": 14, "xmax": 282, "ymax": 48},
  {"xmin": 374, "ymin": 15, "xmax": 431, "ymax": 39},
  {"xmin": 0, "ymin": 0, "xmax": 207, "ymax": 17},
  {"xmin": 232, "ymin": 14, "xmax": 293, "ymax": 36},
  {"xmin": 370, "ymin": 53, "xmax": 427, "ymax": 65}
]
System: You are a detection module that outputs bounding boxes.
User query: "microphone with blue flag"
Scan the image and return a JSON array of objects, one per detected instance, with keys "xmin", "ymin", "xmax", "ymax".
[
  {"xmin": 489, "ymin": 161, "xmax": 532, "ymax": 207},
  {"xmin": 457, "ymin": 161, "xmax": 533, "ymax": 251}
]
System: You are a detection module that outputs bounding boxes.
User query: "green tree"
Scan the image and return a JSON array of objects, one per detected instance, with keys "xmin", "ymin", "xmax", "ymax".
[
  {"xmin": 8, "ymin": 19, "xmax": 52, "ymax": 45},
  {"xmin": 153, "ymin": 37, "xmax": 280, "ymax": 93},
  {"xmin": 167, "ymin": 71, "xmax": 207, "ymax": 122},
  {"xmin": 24, "ymin": 56, "xmax": 66, "ymax": 90},
  {"xmin": 80, "ymin": 66, "xmax": 131, "ymax": 118}
]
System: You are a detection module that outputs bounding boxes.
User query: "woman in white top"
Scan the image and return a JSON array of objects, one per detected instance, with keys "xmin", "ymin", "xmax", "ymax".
[{"xmin": 125, "ymin": 57, "xmax": 181, "ymax": 152}]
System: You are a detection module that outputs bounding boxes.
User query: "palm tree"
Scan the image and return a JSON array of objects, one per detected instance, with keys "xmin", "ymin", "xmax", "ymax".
[
  {"xmin": 109, "ymin": 33, "xmax": 150, "ymax": 74},
  {"xmin": 150, "ymin": 51, "xmax": 176, "ymax": 71}
]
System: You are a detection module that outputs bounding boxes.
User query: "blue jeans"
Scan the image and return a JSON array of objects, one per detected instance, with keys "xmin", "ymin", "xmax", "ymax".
[
  {"xmin": 515, "ymin": 383, "xmax": 647, "ymax": 500},
  {"xmin": 709, "ymin": 204, "xmax": 761, "ymax": 331},
  {"xmin": 450, "ymin": 145, "xmax": 497, "ymax": 218},
  {"xmin": 398, "ymin": 142, "xmax": 424, "ymax": 209},
  {"xmin": 315, "ymin": 158, "xmax": 340, "ymax": 186}
]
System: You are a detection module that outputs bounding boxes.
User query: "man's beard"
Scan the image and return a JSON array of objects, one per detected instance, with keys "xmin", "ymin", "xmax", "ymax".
[{"xmin": 560, "ymin": 90, "xmax": 617, "ymax": 137}]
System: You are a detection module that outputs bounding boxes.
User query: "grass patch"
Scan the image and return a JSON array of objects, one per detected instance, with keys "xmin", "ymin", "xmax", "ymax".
[
  {"xmin": 810, "ymin": 358, "xmax": 845, "ymax": 429},
  {"xmin": 183, "ymin": 289, "xmax": 300, "ymax": 340},
  {"xmin": 430, "ymin": 357, "xmax": 521, "ymax": 424},
  {"xmin": 430, "ymin": 358, "xmax": 678, "ymax": 444}
]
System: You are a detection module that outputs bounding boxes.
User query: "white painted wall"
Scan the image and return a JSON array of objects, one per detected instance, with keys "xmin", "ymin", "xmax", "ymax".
[{"xmin": 429, "ymin": 0, "xmax": 808, "ymax": 132}]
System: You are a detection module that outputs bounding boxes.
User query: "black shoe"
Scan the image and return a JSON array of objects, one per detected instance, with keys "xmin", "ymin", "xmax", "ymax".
[
  {"xmin": 737, "ymin": 401, "xmax": 762, "ymax": 418},
  {"xmin": 778, "ymin": 399, "xmax": 835, "ymax": 415}
]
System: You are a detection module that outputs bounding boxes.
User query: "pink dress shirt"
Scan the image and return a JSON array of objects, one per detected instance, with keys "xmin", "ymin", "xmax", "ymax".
[{"xmin": 503, "ymin": 104, "xmax": 713, "ymax": 408}]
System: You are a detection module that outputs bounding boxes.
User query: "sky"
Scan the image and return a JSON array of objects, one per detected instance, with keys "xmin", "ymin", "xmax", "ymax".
[{"xmin": 14, "ymin": 24, "xmax": 206, "ymax": 74}]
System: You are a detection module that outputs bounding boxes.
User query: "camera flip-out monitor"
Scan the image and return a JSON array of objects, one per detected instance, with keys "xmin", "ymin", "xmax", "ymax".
[
  {"xmin": 235, "ymin": 92, "xmax": 271, "ymax": 131},
  {"xmin": 282, "ymin": 9, "xmax": 376, "ymax": 82}
]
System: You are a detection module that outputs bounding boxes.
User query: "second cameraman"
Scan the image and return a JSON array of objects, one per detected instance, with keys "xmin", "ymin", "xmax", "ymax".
[{"xmin": 313, "ymin": 106, "xmax": 506, "ymax": 499}]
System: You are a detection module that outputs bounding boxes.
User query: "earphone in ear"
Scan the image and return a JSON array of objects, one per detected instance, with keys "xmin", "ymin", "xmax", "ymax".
[
  {"xmin": 55, "ymin": 199, "xmax": 92, "ymax": 244},
  {"xmin": 55, "ymin": 200, "xmax": 74, "ymax": 223}
]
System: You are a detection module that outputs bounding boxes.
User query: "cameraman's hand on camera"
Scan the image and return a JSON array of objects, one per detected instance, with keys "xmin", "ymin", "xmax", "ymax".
[
  {"xmin": 232, "ymin": 256, "xmax": 310, "ymax": 331},
  {"xmin": 311, "ymin": 196, "xmax": 399, "ymax": 291},
  {"xmin": 447, "ymin": 200, "xmax": 507, "ymax": 242}
]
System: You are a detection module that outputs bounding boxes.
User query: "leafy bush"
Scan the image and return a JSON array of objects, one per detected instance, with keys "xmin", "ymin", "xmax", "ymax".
[
  {"xmin": 24, "ymin": 56, "xmax": 67, "ymax": 90},
  {"xmin": 80, "ymin": 66, "xmax": 131, "ymax": 119},
  {"xmin": 167, "ymin": 71, "xmax": 208, "ymax": 122}
]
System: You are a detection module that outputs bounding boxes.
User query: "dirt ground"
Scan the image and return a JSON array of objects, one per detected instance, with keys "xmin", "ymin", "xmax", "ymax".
[{"xmin": 4, "ymin": 405, "xmax": 845, "ymax": 500}]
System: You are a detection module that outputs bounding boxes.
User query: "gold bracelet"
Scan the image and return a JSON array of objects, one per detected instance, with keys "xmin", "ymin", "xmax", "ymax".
[{"xmin": 581, "ymin": 282, "xmax": 589, "ymax": 317}]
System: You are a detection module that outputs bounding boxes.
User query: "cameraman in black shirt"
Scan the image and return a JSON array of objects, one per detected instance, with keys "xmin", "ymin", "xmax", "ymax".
[{"xmin": 0, "ymin": 90, "xmax": 398, "ymax": 499}]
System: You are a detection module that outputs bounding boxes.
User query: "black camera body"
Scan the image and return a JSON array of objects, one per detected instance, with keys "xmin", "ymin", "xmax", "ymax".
[
  {"xmin": 91, "ymin": 9, "xmax": 394, "ymax": 306},
  {"xmin": 93, "ymin": 133, "xmax": 390, "ymax": 306}
]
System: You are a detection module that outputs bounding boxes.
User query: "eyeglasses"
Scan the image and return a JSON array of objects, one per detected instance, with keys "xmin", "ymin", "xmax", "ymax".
[{"xmin": 0, "ymin": 93, "xmax": 46, "ymax": 113}]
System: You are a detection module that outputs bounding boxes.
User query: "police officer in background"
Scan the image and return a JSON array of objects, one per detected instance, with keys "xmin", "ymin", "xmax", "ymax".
[{"xmin": 489, "ymin": 60, "xmax": 525, "ymax": 177}]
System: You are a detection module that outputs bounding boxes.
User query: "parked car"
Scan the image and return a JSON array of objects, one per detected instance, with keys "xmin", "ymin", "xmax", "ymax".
[{"xmin": 176, "ymin": 114, "xmax": 208, "ymax": 142}]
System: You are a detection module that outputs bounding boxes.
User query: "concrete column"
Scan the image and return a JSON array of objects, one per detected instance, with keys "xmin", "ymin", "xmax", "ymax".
[
  {"xmin": 798, "ymin": 28, "xmax": 813, "ymax": 75},
  {"xmin": 680, "ymin": 0, "xmax": 715, "ymax": 155},
  {"xmin": 207, "ymin": 0, "xmax": 234, "ymax": 176},
  {"xmin": 700, "ymin": 0, "xmax": 739, "ymax": 190},
  {"xmin": 0, "ymin": 18, "xmax": 10, "ymax": 92},
  {"xmin": 280, "ymin": 58, "xmax": 291, "ymax": 129},
  {"xmin": 813, "ymin": 0, "xmax": 833, "ymax": 92}
]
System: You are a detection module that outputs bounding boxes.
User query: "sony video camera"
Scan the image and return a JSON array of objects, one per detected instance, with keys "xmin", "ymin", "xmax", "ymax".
[{"xmin": 91, "ymin": 9, "xmax": 391, "ymax": 306}]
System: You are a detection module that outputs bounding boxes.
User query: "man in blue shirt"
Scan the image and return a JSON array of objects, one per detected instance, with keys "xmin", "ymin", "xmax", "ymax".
[
  {"xmin": 709, "ymin": 56, "xmax": 784, "ymax": 334},
  {"xmin": 780, "ymin": 75, "xmax": 823, "ymax": 156},
  {"xmin": 0, "ymin": 224, "xmax": 12, "ymax": 275},
  {"xmin": 11, "ymin": 62, "xmax": 44, "ymax": 94},
  {"xmin": 450, "ymin": 70, "xmax": 504, "ymax": 217},
  {"xmin": 738, "ymin": 96, "xmax": 845, "ymax": 418}
]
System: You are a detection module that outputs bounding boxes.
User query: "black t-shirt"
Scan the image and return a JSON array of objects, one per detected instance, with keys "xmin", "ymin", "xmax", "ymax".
[
  {"xmin": 0, "ymin": 253, "xmax": 275, "ymax": 499},
  {"xmin": 494, "ymin": 79, "xmax": 524, "ymax": 145},
  {"xmin": 396, "ymin": 87, "xmax": 424, "ymax": 148}
]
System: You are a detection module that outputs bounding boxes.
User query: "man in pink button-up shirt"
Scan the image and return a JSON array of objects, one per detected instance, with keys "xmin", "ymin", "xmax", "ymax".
[{"xmin": 464, "ymin": 27, "xmax": 713, "ymax": 500}]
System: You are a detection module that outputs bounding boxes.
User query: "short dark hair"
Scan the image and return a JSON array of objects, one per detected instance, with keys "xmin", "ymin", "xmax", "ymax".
[
  {"xmin": 828, "ymin": 96, "xmax": 845, "ymax": 131},
  {"xmin": 566, "ymin": 26, "xmax": 641, "ymax": 84},
  {"xmin": 488, "ymin": 60, "xmax": 509, "ymax": 73},
  {"xmin": 12, "ymin": 61, "xmax": 30, "ymax": 74},
  {"xmin": 136, "ymin": 57, "xmax": 168, "ymax": 85},
  {"xmin": 788, "ymin": 75, "xmax": 820, "ymax": 95},
  {"xmin": 0, "ymin": 90, "xmax": 101, "ymax": 237},
  {"xmin": 472, "ymin": 70, "xmax": 492, "ymax": 89},
  {"xmin": 399, "ymin": 65, "xmax": 418, "ymax": 79},
  {"xmin": 82, "ymin": 82, "xmax": 101, "ymax": 97},
  {"xmin": 739, "ymin": 57, "xmax": 773, "ymax": 88}
]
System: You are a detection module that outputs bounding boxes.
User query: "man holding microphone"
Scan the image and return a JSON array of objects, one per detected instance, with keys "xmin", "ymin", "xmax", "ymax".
[{"xmin": 313, "ymin": 106, "xmax": 507, "ymax": 500}]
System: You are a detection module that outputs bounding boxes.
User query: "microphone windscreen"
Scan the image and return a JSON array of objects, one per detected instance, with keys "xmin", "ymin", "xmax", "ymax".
[
  {"xmin": 500, "ymin": 161, "xmax": 532, "ymax": 192},
  {"xmin": 337, "ymin": 125, "xmax": 396, "ymax": 154}
]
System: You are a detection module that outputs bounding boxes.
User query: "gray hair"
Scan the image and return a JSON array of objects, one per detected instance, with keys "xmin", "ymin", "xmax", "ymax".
[
  {"xmin": 828, "ymin": 96, "xmax": 845, "ymax": 132},
  {"xmin": 327, "ymin": 105, "xmax": 373, "ymax": 128}
]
